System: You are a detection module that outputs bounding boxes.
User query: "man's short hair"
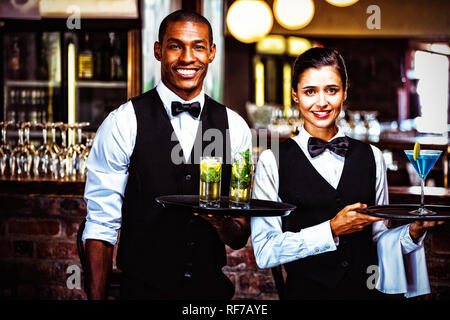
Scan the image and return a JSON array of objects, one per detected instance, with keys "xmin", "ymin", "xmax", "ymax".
[{"xmin": 158, "ymin": 9, "xmax": 213, "ymax": 45}]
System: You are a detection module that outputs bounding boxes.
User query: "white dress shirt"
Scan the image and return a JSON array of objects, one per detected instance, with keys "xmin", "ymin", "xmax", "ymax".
[
  {"xmin": 251, "ymin": 126, "xmax": 429, "ymax": 297},
  {"xmin": 82, "ymin": 81, "xmax": 252, "ymax": 245}
]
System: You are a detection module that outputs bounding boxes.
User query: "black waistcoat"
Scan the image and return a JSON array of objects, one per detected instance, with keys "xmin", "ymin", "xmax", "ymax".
[
  {"xmin": 278, "ymin": 137, "xmax": 377, "ymax": 299},
  {"xmin": 116, "ymin": 89, "xmax": 232, "ymax": 296}
]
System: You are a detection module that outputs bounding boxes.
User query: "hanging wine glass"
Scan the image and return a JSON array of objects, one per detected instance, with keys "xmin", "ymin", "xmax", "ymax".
[
  {"xmin": 0, "ymin": 147, "xmax": 4, "ymax": 177},
  {"xmin": 73, "ymin": 122, "xmax": 90, "ymax": 180},
  {"xmin": 66, "ymin": 123, "xmax": 80, "ymax": 181},
  {"xmin": 0, "ymin": 121, "xmax": 13, "ymax": 177},
  {"xmin": 56, "ymin": 123, "xmax": 69, "ymax": 180},
  {"xmin": 48, "ymin": 122, "xmax": 62, "ymax": 179},
  {"xmin": 74, "ymin": 122, "xmax": 89, "ymax": 152},
  {"xmin": 12, "ymin": 122, "xmax": 33, "ymax": 178},
  {"xmin": 23, "ymin": 121, "xmax": 36, "ymax": 156},
  {"xmin": 49, "ymin": 122, "xmax": 62, "ymax": 154},
  {"xmin": 78, "ymin": 131, "xmax": 95, "ymax": 180},
  {"xmin": 8, "ymin": 123, "xmax": 17, "ymax": 177},
  {"xmin": 24, "ymin": 121, "xmax": 38, "ymax": 178},
  {"xmin": 33, "ymin": 122, "xmax": 57, "ymax": 178}
]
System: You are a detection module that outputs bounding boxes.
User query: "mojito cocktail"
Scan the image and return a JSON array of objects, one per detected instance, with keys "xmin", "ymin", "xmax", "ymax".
[
  {"xmin": 199, "ymin": 156, "xmax": 222, "ymax": 208},
  {"xmin": 229, "ymin": 149, "xmax": 253, "ymax": 209}
]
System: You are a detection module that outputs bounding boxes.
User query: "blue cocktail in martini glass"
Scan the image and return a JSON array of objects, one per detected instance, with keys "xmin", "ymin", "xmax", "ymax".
[{"xmin": 404, "ymin": 149, "xmax": 443, "ymax": 215}]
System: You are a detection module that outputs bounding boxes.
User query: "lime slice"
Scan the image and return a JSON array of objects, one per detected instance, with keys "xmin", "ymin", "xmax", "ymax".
[
  {"xmin": 413, "ymin": 142, "xmax": 420, "ymax": 161},
  {"xmin": 232, "ymin": 163, "xmax": 240, "ymax": 177},
  {"xmin": 232, "ymin": 160, "xmax": 247, "ymax": 178},
  {"xmin": 200, "ymin": 158, "xmax": 221, "ymax": 174},
  {"xmin": 200, "ymin": 162, "xmax": 207, "ymax": 174}
]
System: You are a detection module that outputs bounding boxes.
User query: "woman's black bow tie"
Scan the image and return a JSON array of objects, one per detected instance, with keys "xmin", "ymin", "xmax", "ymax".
[
  {"xmin": 307, "ymin": 136, "xmax": 349, "ymax": 158},
  {"xmin": 171, "ymin": 101, "xmax": 201, "ymax": 118}
]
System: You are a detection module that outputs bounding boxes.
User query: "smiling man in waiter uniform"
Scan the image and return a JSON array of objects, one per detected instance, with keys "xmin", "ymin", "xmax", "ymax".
[{"xmin": 82, "ymin": 10, "xmax": 252, "ymax": 300}]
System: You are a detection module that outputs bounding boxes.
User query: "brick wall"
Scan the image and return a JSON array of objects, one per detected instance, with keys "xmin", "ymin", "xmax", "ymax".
[
  {"xmin": 225, "ymin": 244, "xmax": 278, "ymax": 300},
  {"xmin": 0, "ymin": 192, "xmax": 448, "ymax": 300},
  {"xmin": 0, "ymin": 194, "xmax": 87, "ymax": 299}
]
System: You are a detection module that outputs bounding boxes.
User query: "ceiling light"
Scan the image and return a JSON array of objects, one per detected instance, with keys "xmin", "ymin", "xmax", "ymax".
[
  {"xmin": 226, "ymin": 0, "xmax": 273, "ymax": 43},
  {"xmin": 256, "ymin": 35, "xmax": 286, "ymax": 54},
  {"xmin": 325, "ymin": 0, "xmax": 359, "ymax": 7},
  {"xmin": 273, "ymin": 0, "xmax": 315, "ymax": 30},
  {"xmin": 287, "ymin": 36, "xmax": 311, "ymax": 56}
]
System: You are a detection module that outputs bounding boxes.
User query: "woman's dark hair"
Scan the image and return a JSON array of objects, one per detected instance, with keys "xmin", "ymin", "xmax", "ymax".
[
  {"xmin": 291, "ymin": 47, "xmax": 348, "ymax": 90},
  {"xmin": 158, "ymin": 9, "xmax": 213, "ymax": 45}
]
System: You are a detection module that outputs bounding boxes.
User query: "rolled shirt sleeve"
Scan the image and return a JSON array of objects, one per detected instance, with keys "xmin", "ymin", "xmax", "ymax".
[{"xmin": 82, "ymin": 101, "xmax": 136, "ymax": 245}]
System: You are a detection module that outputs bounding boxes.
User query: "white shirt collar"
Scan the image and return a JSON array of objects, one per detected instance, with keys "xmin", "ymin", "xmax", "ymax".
[
  {"xmin": 293, "ymin": 126, "xmax": 346, "ymax": 150},
  {"xmin": 156, "ymin": 81, "xmax": 205, "ymax": 118}
]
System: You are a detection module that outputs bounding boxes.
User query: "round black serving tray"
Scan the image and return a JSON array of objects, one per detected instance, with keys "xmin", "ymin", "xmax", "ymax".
[
  {"xmin": 155, "ymin": 195, "xmax": 296, "ymax": 217},
  {"xmin": 356, "ymin": 204, "xmax": 450, "ymax": 221}
]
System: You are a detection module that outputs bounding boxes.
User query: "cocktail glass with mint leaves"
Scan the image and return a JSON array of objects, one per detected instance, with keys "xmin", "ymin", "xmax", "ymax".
[
  {"xmin": 199, "ymin": 156, "xmax": 222, "ymax": 208},
  {"xmin": 229, "ymin": 149, "xmax": 253, "ymax": 209}
]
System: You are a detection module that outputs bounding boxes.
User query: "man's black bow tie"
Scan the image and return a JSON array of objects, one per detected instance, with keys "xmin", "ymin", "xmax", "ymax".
[
  {"xmin": 171, "ymin": 101, "xmax": 201, "ymax": 118},
  {"xmin": 307, "ymin": 136, "xmax": 349, "ymax": 158}
]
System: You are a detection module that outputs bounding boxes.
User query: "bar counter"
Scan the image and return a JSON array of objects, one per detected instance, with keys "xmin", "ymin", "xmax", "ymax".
[
  {"xmin": 389, "ymin": 186, "xmax": 450, "ymax": 205},
  {"xmin": 0, "ymin": 177, "xmax": 85, "ymax": 195},
  {"xmin": 0, "ymin": 179, "xmax": 449, "ymax": 299}
]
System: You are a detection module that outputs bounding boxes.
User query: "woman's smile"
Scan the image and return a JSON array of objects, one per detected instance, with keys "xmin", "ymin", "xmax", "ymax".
[{"xmin": 311, "ymin": 110, "xmax": 332, "ymax": 119}]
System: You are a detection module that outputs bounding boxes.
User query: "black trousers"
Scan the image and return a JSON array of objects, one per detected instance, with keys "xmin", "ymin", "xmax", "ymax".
[{"xmin": 120, "ymin": 272, "xmax": 235, "ymax": 300}]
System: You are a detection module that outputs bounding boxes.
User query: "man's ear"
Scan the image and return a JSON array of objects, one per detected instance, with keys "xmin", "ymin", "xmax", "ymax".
[
  {"xmin": 208, "ymin": 43, "xmax": 216, "ymax": 63},
  {"xmin": 154, "ymin": 41, "xmax": 162, "ymax": 61}
]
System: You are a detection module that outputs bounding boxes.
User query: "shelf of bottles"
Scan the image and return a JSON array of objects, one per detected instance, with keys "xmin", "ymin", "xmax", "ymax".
[
  {"xmin": 3, "ymin": 32, "xmax": 61, "ymax": 124},
  {"xmin": 77, "ymin": 32, "xmax": 126, "ymax": 83},
  {"xmin": 73, "ymin": 31, "xmax": 128, "ymax": 132},
  {"xmin": 1, "ymin": 31, "xmax": 128, "ymax": 182}
]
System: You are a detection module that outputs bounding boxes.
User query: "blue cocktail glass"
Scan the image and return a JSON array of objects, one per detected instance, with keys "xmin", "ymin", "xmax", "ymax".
[{"xmin": 404, "ymin": 149, "xmax": 443, "ymax": 215}]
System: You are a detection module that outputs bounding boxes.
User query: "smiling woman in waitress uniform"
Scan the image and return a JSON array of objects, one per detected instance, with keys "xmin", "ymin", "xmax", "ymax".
[{"xmin": 251, "ymin": 47, "xmax": 442, "ymax": 300}]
